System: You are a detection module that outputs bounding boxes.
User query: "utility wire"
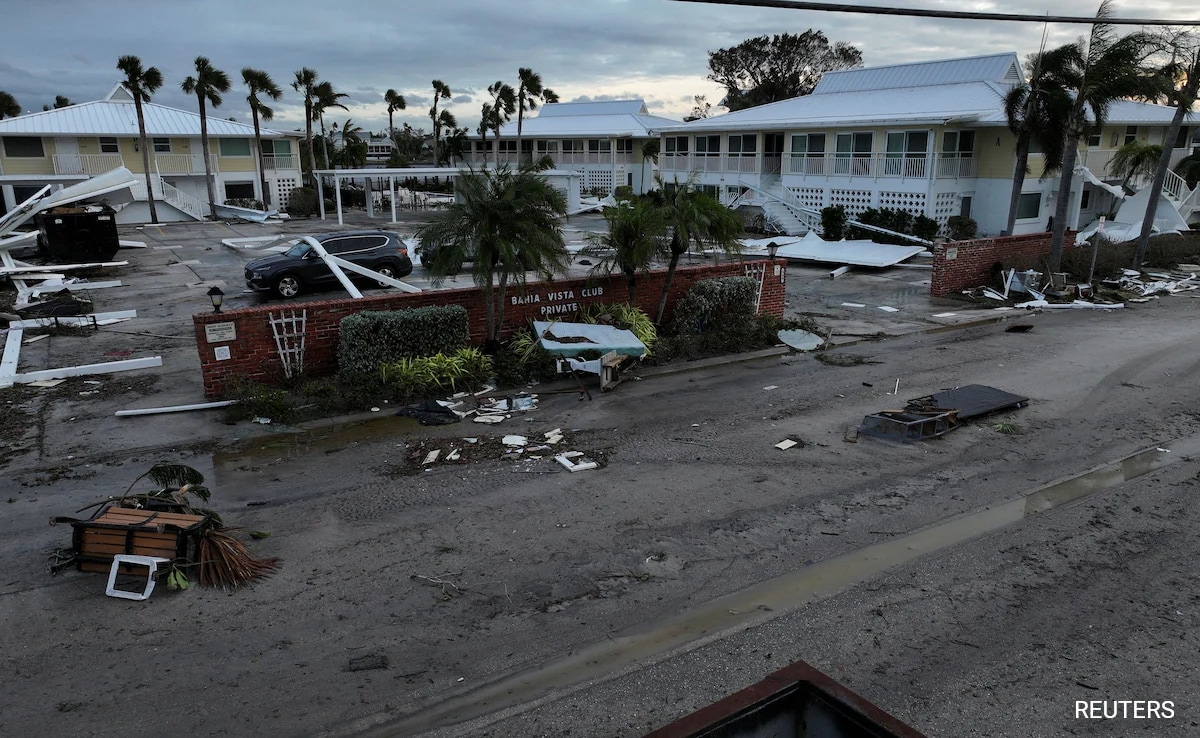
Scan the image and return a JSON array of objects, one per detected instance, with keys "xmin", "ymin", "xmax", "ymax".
[{"xmin": 670, "ymin": 0, "xmax": 1200, "ymax": 27}]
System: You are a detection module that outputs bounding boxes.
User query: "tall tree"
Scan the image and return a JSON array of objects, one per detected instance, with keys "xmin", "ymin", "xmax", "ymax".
[
  {"xmin": 181, "ymin": 56, "xmax": 231, "ymax": 219},
  {"xmin": 583, "ymin": 199, "xmax": 669, "ymax": 304},
  {"xmin": 334, "ymin": 118, "xmax": 366, "ymax": 168},
  {"xmin": 478, "ymin": 102, "xmax": 494, "ymax": 163},
  {"xmin": 1109, "ymin": 140, "xmax": 1163, "ymax": 191},
  {"xmin": 1047, "ymin": 1, "xmax": 1154, "ymax": 272},
  {"xmin": 429, "ymin": 80, "xmax": 452, "ymax": 166},
  {"xmin": 384, "ymin": 88, "xmax": 407, "ymax": 141},
  {"xmin": 117, "ymin": 55, "xmax": 164, "ymax": 223},
  {"xmin": 443, "ymin": 121, "xmax": 469, "ymax": 166},
  {"xmin": 651, "ymin": 175, "xmax": 744, "ymax": 323},
  {"xmin": 487, "ymin": 80, "xmax": 516, "ymax": 166},
  {"xmin": 515, "ymin": 67, "xmax": 557, "ymax": 163},
  {"xmin": 640, "ymin": 139, "xmax": 660, "ymax": 194},
  {"xmin": 0, "ymin": 90, "xmax": 19, "ymax": 118},
  {"xmin": 312, "ymin": 80, "xmax": 348, "ymax": 170},
  {"xmin": 292, "ymin": 68, "xmax": 319, "ymax": 183},
  {"xmin": 1133, "ymin": 34, "xmax": 1200, "ymax": 265},
  {"xmin": 707, "ymin": 30, "xmax": 863, "ymax": 111},
  {"xmin": 435, "ymin": 109, "xmax": 458, "ymax": 165},
  {"xmin": 1003, "ymin": 46, "xmax": 1074, "ymax": 235},
  {"xmin": 242, "ymin": 68, "xmax": 282, "ymax": 207},
  {"xmin": 683, "ymin": 94, "xmax": 712, "ymax": 122},
  {"xmin": 416, "ymin": 163, "xmax": 569, "ymax": 343},
  {"xmin": 42, "ymin": 95, "xmax": 72, "ymax": 111}
]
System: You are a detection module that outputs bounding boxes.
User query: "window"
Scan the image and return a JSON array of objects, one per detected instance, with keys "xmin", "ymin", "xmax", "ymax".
[
  {"xmin": 695, "ymin": 135, "xmax": 721, "ymax": 155},
  {"xmin": 219, "ymin": 138, "xmax": 251, "ymax": 157},
  {"xmin": 885, "ymin": 131, "xmax": 929, "ymax": 175},
  {"xmin": 537, "ymin": 140, "xmax": 559, "ymax": 154},
  {"xmin": 942, "ymin": 130, "xmax": 975, "ymax": 155},
  {"xmin": 1087, "ymin": 130, "xmax": 1102, "ymax": 147},
  {"xmin": 790, "ymin": 133, "xmax": 825, "ymax": 156},
  {"xmin": 587, "ymin": 139, "xmax": 611, "ymax": 153},
  {"xmin": 224, "ymin": 182, "xmax": 255, "ymax": 200},
  {"xmin": 616, "ymin": 139, "xmax": 633, "ymax": 154},
  {"xmin": 664, "ymin": 136, "xmax": 689, "ymax": 154},
  {"xmin": 562, "ymin": 139, "xmax": 584, "ymax": 153},
  {"xmin": 1124, "ymin": 126, "xmax": 1138, "ymax": 145},
  {"xmin": 834, "ymin": 132, "xmax": 872, "ymax": 174},
  {"xmin": 3, "ymin": 137, "xmax": 45, "ymax": 158},
  {"xmin": 99, "ymin": 137, "xmax": 120, "ymax": 154},
  {"xmin": 1016, "ymin": 192, "xmax": 1041, "ymax": 219},
  {"xmin": 498, "ymin": 140, "xmax": 517, "ymax": 153},
  {"xmin": 1174, "ymin": 126, "xmax": 1191, "ymax": 149},
  {"xmin": 152, "ymin": 137, "xmax": 171, "ymax": 153},
  {"xmin": 271, "ymin": 140, "xmax": 291, "ymax": 156},
  {"xmin": 521, "ymin": 140, "xmax": 533, "ymax": 154},
  {"xmin": 1080, "ymin": 190, "xmax": 1091, "ymax": 210},
  {"xmin": 728, "ymin": 134, "xmax": 756, "ymax": 155}
]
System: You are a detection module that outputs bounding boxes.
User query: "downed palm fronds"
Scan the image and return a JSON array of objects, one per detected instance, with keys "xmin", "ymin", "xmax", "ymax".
[
  {"xmin": 198, "ymin": 528, "xmax": 280, "ymax": 589},
  {"xmin": 991, "ymin": 421, "xmax": 1024, "ymax": 435}
]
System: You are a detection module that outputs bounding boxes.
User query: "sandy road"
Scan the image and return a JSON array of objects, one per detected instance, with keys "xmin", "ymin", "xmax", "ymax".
[{"xmin": 2, "ymin": 295, "xmax": 1199, "ymax": 738}]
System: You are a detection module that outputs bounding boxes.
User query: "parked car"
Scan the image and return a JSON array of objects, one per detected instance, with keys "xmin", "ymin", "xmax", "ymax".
[
  {"xmin": 245, "ymin": 230, "xmax": 413, "ymax": 298},
  {"xmin": 417, "ymin": 240, "xmax": 537, "ymax": 273}
]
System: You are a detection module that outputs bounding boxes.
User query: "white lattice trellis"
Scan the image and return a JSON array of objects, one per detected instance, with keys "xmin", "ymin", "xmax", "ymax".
[
  {"xmin": 584, "ymin": 169, "xmax": 614, "ymax": 192},
  {"xmin": 743, "ymin": 263, "xmax": 766, "ymax": 312},
  {"xmin": 829, "ymin": 189, "xmax": 873, "ymax": 217},
  {"xmin": 933, "ymin": 192, "xmax": 960, "ymax": 230},
  {"xmin": 268, "ymin": 309, "xmax": 307, "ymax": 379}
]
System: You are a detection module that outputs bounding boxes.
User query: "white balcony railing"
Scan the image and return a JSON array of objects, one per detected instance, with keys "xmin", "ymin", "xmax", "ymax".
[
  {"xmin": 262, "ymin": 155, "xmax": 297, "ymax": 171},
  {"xmin": 154, "ymin": 153, "xmax": 215, "ymax": 175},
  {"xmin": 935, "ymin": 154, "xmax": 978, "ymax": 178},
  {"xmin": 52, "ymin": 154, "xmax": 124, "ymax": 175},
  {"xmin": 659, "ymin": 153, "xmax": 762, "ymax": 174}
]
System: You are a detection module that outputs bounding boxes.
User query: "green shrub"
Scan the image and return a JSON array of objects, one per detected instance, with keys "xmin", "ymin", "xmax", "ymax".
[
  {"xmin": 285, "ymin": 187, "xmax": 319, "ymax": 217},
  {"xmin": 821, "ymin": 205, "xmax": 847, "ymax": 240},
  {"xmin": 913, "ymin": 214, "xmax": 940, "ymax": 242},
  {"xmin": 220, "ymin": 377, "xmax": 297, "ymax": 424},
  {"xmin": 671, "ymin": 276, "xmax": 757, "ymax": 335},
  {"xmin": 338, "ymin": 306, "xmax": 469, "ymax": 377},
  {"xmin": 947, "ymin": 215, "xmax": 978, "ymax": 241},
  {"xmin": 613, "ymin": 185, "xmax": 634, "ymax": 201},
  {"xmin": 380, "ymin": 347, "xmax": 493, "ymax": 398},
  {"xmin": 493, "ymin": 328, "xmax": 560, "ymax": 388},
  {"xmin": 848, "ymin": 207, "xmax": 914, "ymax": 244}
]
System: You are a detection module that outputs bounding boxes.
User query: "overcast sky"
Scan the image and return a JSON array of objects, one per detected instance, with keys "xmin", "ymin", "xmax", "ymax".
[{"xmin": 1, "ymin": 0, "xmax": 1192, "ymax": 136}]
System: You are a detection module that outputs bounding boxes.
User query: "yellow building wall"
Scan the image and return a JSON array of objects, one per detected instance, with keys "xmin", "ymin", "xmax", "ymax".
[{"xmin": 0, "ymin": 136, "xmax": 56, "ymax": 175}]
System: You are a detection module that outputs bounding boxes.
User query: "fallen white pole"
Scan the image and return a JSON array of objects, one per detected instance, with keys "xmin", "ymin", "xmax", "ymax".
[
  {"xmin": 115, "ymin": 400, "xmax": 237, "ymax": 417},
  {"xmin": 11, "ymin": 356, "xmax": 162, "ymax": 384},
  {"xmin": 302, "ymin": 236, "xmax": 362, "ymax": 298},
  {"xmin": 326, "ymin": 253, "xmax": 422, "ymax": 293},
  {"xmin": 1, "ymin": 328, "xmax": 23, "ymax": 377},
  {"xmin": 10, "ymin": 310, "xmax": 138, "ymax": 330}
]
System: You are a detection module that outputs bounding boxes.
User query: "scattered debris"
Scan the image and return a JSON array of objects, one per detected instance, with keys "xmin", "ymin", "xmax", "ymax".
[
  {"xmin": 992, "ymin": 421, "xmax": 1024, "ymax": 435},
  {"xmin": 859, "ymin": 410, "xmax": 959, "ymax": 443},
  {"xmin": 763, "ymin": 385, "xmax": 779, "ymax": 391},
  {"xmin": 815, "ymin": 353, "xmax": 879, "ymax": 367},
  {"xmin": 502, "ymin": 435, "xmax": 528, "ymax": 447},
  {"xmin": 858, "ymin": 384, "xmax": 1028, "ymax": 444},
  {"xmin": 114, "ymin": 400, "xmax": 238, "ymax": 417},
  {"xmin": 422, "ymin": 450, "xmax": 441, "ymax": 465},
  {"xmin": 878, "ymin": 306, "xmax": 900, "ymax": 313},
  {"xmin": 778, "ymin": 329, "xmax": 823, "ymax": 351},
  {"xmin": 775, "ymin": 439, "xmax": 799, "ymax": 451},
  {"xmin": 555, "ymin": 452, "xmax": 598, "ymax": 473}
]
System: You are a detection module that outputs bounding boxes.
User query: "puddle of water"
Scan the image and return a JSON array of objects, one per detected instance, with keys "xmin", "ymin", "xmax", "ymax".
[{"xmin": 369, "ymin": 435, "xmax": 1200, "ymax": 736}]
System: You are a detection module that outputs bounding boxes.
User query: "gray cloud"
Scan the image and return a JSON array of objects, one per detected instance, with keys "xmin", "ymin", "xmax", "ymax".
[{"xmin": 0, "ymin": 0, "xmax": 1185, "ymax": 134}]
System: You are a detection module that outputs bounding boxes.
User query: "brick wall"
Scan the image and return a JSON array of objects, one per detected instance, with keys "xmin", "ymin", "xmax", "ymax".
[
  {"xmin": 193, "ymin": 259, "xmax": 787, "ymax": 398},
  {"xmin": 930, "ymin": 232, "xmax": 1076, "ymax": 296}
]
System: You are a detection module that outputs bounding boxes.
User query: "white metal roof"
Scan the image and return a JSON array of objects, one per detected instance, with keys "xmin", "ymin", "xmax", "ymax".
[
  {"xmin": 486, "ymin": 111, "xmax": 679, "ymax": 140},
  {"xmin": 538, "ymin": 100, "xmax": 649, "ymax": 117},
  {"xmin": 0, "ymin": 85, "xmax": 290, "ymax": 138},
  {"xmin": 813, "ymin": 53, "xmax": 1022, "ymax": 94}
]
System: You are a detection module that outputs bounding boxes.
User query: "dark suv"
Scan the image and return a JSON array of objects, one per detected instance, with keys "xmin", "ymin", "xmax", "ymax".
[{"xmin": 245, "ymin": 230, "xmax": 413, "ymax": 298}]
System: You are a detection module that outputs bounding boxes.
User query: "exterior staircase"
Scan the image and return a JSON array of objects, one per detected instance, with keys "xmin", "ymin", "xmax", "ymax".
[
  {"xmin": 761, "ymin": 199, "xmax": 810, "ymax": 236},
  {"xmin": 1131, "ymin": 168, "xmax": 1200, "ymax": 225},
  {"xmin": 129, "ymin": 177, "xmax": 207, "ymax": 221}
]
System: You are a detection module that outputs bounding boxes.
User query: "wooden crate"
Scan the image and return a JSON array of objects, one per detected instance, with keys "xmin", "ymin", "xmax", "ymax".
[{"xmin": 71, "ymin": 506, "xmax": 208, "ymax": 573}]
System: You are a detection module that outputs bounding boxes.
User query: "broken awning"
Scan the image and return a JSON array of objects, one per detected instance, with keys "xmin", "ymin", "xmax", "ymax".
[
  {"xmin": 741, "ymin": 231, "xmax": 925, "ymax": 268},
  {"xmin": 533, "ymin": 320, "xmax": 647, "ymax": 358}
]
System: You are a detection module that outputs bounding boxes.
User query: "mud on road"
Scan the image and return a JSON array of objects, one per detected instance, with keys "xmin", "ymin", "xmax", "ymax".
[{"xmin": 3, "ymin": 295, "xmax": 1200, "ymax": 738}]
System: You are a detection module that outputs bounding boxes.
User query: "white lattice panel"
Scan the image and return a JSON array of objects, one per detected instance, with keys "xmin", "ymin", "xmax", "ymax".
[
  {"xmin": 933, "ymin": 192, "xmax": 959, "ymax": 229},
  {"xmin": 273, "ymin": 178, "xmax": 299, "ymax": 208},
  {"xmin": 787, "ymin": 187, "xmax": 825, "ymax": 210},
  {"xmin": 584, "ymin": 169, "xmax": 614, "ymax": 192},
  {"xmin": 829, "ymin": 189, "xmax": 873, "ymax": 217},
  {"xmin": 878, "ymin": 191, "xmax": 927, "ymax": 215}
]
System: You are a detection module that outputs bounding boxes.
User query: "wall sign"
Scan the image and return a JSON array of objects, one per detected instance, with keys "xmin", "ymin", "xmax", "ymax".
[
  {"xmin": 205, "ymin": 322, "xmax": 237, "ymax": 343},
  {"xmin": 511, "ymin": 286, "xmax": 605, "ymax": 317},
  {"xmin": 214, "ymin": 346, "xmax": 231, "ymax": 361}
]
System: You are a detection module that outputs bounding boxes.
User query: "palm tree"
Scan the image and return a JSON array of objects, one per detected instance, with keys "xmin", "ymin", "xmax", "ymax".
[
  {"xmin": 487, "ymin": 81, "xmax": 516, "ymax": 167},
  {"xmin": 292, "ymin": 68, "xmax": 319, "ymax": 183},
  {"xmin": 1176, "ymin": 151, "xmax": 1200, "ymax": 187},
  {"xmin": 335, "ymin": 118, "xmax": 366, "ymax": 168},
  {"xmin": 435, "ymin": 109, "xmax": 458, "ymax": 165},
  {"xmin": 478, "ymin": 102, "xmax": 494, "ymax": 164},
  {"xmin": 1047, "ymin": 1, "xmax": 1154, "ymax": 272},
  {"xmin": 416, "ymin": 163, "xmax": 569, "ymax": 344},
  {"xmin": 312, "ymin": 81, "xmax": 348, "ymax": 170},
  {"xmin": 583, "ymin": 199, "xmax": 669, "ymax": 304},
  {"xmin": 0, "ymin": 90, "xmax": 20, "ymax": 118},
  {"xmin": 515, "ymin": 68, "xmax": 558, "ymax": 163},
  {"xmin": 429, "ymin": 80, "xmax": 452, "ymax": 166},
  {"xmin": 640, "ymin": 139, "xmax": 661, "ymax": 194},
  {"xmin": 181, "ymin": 56, "xmax": 231, "ymax": 220},
  {"xmin": 1003, "ymin": 46, "xmax": 1073, "ymax": 236},
  {"xmin": 384, "ymin": 88, "xmax": 407, "ymax": 142},
  {"xmin": 117, "ymin": 55, "xmax": 164, "ymax": 223},
  {"xmin": 444, "ymin": 123, "xmax": 469, "ymax": 166},
  {"xmin": 1109, "ymin": 140, "xmax": 1163, "ymax": 192},
  {"xmin": 652, "ymin": 175, "xmax": 744, "ymax": 323},
  {"xmin": 242, "ymin": 68, "xmax": 282, "ymax": 207},
  {"xmin": 1133, "ymin": 37, "xmax": 1200, "ymax": 265}
]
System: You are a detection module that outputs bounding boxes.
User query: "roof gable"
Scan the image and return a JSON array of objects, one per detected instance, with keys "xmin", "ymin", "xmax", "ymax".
[{"xmin": 813, "ymin": 53, "xmax": 1022, "ymax": 94}]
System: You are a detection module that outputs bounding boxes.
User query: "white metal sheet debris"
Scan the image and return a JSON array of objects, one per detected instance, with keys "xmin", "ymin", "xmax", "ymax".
[
  {"xmin": 771, "ymin": 232, "xmax": 926, "ymax": 268},
  {"xmin": 115, "ymin": 400, "xmax": 237, "ymax": 417},
  {"xmin": 841, "ymin": 302, "xmax": 866, "ymax": 308},
  {"xmin": 502, "ymin": 435, "xmax": 528, "ymax": 447},
  {"xmin": 878, "ymin": 306, "xmax": 900, "ymax": 313},
  {"xmin": 775, "ymin": 439, "xmax": 798, "ymax": 450},
  {"xmin": 777, "ymin": 329, "xmax": 823, "ymax": 351}
]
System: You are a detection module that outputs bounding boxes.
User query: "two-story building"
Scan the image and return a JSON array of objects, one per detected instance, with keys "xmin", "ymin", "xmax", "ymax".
[
  {"xmin": 0, "ymin": 84, "xmax": 304, "ymax": 222},
  {"xmin": 657, "ymin": 53, "xmax": 1195, "ymax": 238},
  {"xmin": 465, "ymin": 100, "xmax": 678, "ymax": 195}
]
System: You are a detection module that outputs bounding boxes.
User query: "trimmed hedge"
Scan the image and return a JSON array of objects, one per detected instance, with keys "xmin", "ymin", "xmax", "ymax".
[
  {"xmin": 338, "ymin": 306, "xmax": 469, "ymax": 377},
  {"xmin": 671, "ymin": 276, "xmax": 757, "ymax": 335}
]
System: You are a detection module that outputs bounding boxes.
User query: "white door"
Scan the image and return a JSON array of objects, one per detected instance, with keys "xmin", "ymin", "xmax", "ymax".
[
  {"xmin": 54, "ymin": 137, "xmax": 82, "ymax": 174},
  {"xmin": 189, "ymin": 138, "xmax": 206, "ymax": 174}
]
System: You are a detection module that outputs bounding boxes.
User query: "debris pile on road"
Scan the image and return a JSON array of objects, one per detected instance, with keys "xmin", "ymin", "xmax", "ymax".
[
  {"xmin": 962, "ymin": 267, "xmax": 1124, "ymax": 310},
  {"xmin": 396, "ymin": 428, "xmax": 602, "ymax": 474},
  {"xmin": 858, "ymin": 384, "xmax": 1027, "ymax": 444}
]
